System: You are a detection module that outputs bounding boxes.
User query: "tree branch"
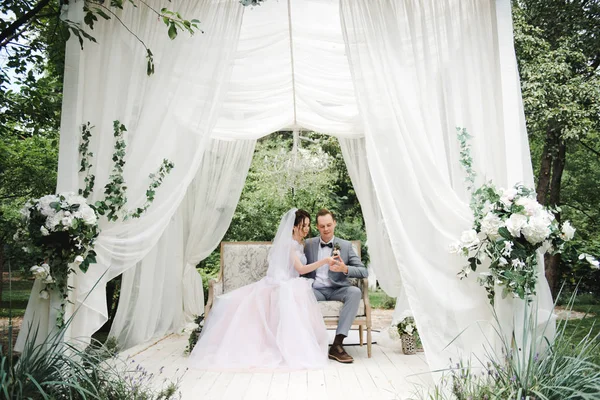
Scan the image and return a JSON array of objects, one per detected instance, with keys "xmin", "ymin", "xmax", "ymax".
[
  {"xmin": 577, "ymin": 139, "xmax": 600, "ymax": 159},
  {"xmin": 0, "ymin": 0, "xmax": 52, "ymax": 51},
  {"xmin": 562, "ymin": 201, "xmax": 598, "ymax": 224}
]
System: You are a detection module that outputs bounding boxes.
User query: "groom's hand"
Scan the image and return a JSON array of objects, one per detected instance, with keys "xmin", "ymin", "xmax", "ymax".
[{"xmin": 329, "ymin": 256, "xmax": 348, "ymax": 274}]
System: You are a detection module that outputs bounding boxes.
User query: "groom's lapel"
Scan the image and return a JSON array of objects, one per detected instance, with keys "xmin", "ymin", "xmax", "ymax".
[{"xmin": 313, "ymin": 238, "xmax": 320, "ymax": 261}]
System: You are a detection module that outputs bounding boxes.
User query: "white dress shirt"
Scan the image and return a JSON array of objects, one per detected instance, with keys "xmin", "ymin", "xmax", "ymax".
[{"xmin": 313, "ymin": 237, "xmax": 334, "ymax": 288}]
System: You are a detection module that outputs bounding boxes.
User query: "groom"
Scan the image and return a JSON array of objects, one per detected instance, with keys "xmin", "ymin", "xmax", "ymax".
[{"xmin": 303, "ymin": 209, "xmax": 368, "ymax": 363}]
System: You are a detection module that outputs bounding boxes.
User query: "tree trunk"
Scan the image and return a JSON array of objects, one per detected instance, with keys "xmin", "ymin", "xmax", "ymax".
[
  {"xmin": 545, "ymin": 141, "xmax": 567, "ymax": 299},
  {"xmin": 0, "ymin": 241, "xmax": 4, "ymax": 306},
  {"xmin": 536, "ymin": 127, "xmax": 556, "ymax": 204}
]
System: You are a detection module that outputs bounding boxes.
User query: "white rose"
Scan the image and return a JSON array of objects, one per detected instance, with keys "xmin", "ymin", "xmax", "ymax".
[
  {"xmin": 30, "ymin": 265, "xmax": 49, "ymax": 279},
  {"xmin": 560, "ymin": 221, "xmax": 576, "ymax": 241},
  {"xmin": 505, "ymin": 214, "xmax": 528, "ymax": 238},
  {"xmin": 522, "ymin": 215, "xmax": 551, "ymax": 245},
  {"xmin": 73, "ymin": 255, "xmax": 84, "ymax": 265},
  {"xmin": 481, "ymin": 212, "xmax": 504, "ymax": 240},
  {"xmin": 460, "ymin": 229, "xmax": 480, "ymax": 249},
  {"xmin": 40, "ymin": 226, "xmax": 50, "ymax": 236},
  {"xmin": 539, "ymin": 240, "xmax": 554, "ymax": 254},
  {"xmin": 46, "ymin": 210, "xmax": 65, "ymax": 230},
  {"xmin": 405, "ymin": 325, "xmax": 414, "ymax": 335},
  {"xmin": 79, "ymin": 205, "xmax": 97, "ymax": 225},
  {"xmin": 516, "ymin": 197, "xmax": 543, "ymax": 217},
  {"xmin": 61, "ymin": 216, "xmax": 74, "ymax": 228},
  {"xmin": 39, "ymin": 290, "xmax": 50, "ymax": 300},
  {"xmin": 448, "ymin": 242, "xmax": 462, "ymax": 254},
  {"xmin": 500, "ymin": 188, "xmax": 518, "ymax": 207},
  {"xmin": 43, "ymin": 274, "xmax": 55, "ymax": 284}
]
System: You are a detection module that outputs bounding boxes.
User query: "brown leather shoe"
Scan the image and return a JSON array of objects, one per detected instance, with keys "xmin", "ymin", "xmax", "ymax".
[{"xmin": 328, "ymin": 344, "xmax": 354, "ymax": 363}]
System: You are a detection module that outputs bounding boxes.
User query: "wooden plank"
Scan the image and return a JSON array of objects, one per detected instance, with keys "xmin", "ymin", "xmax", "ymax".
[
  {"xmin": 267, "ymin": 372, "xmax": 290, "ymax": 400},
  {"xmin": 288, "ymin": 370, "xmax": 308, "ymax": 400},
  {"xmin": 307, "ymin": 369, "xmax": 327, "ymax": 400},
  {"xmin": 220, "ymin": 372, "xmax": 253, "ymax": 399},
  {"xmin": 186, "ymin": 371, "xmax": 221, "ymax": 398},
  {"xmin": 205, "ymin": 371, "xmax": 236, "ymax": 400},
  {"xmin": 244, "ymin": 372, "xmax": 273, "ymax": 400}
]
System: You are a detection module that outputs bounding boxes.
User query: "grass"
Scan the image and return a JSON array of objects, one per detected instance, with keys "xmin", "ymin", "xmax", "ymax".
[
  {"xmin": 369, "ymin": 289, "xmax": 397, "ymax": 309},
  {"xmin": 1, "ymin": 278, "xmax": 34, "ymax": 318},
  {"xmin": 562, "ymin": 303, "xmax": 600, "ymax": 364}
]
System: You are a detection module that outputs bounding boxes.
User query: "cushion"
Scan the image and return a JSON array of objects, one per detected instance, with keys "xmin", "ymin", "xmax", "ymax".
[{"xmin": 319, "ymin": 300, "xmax": 366, "ymax": 317}]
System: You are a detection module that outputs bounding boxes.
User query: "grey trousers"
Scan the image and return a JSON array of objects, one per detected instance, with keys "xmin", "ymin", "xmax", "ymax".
[{"xmin": 313, "ymin": 285, "xmax": 362, "ymax": 337}]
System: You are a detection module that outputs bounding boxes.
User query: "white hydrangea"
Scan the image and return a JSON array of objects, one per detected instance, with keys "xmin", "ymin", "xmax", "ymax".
[
  {"xmin": 505, "ymin": 214, "xmax": 528, "ymax": 238},
  {"xmin": 522, "ymin": 214, "xmax": 552, "ymax": 245},
  {"xmin": 37, "ymin": 194, "xmax": 60, "ymax": 217}
]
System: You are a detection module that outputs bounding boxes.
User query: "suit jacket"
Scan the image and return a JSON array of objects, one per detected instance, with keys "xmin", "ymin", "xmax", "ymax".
[{"xmin": 302, "ymin": 236, "xmax": 368, "ymax": 287}]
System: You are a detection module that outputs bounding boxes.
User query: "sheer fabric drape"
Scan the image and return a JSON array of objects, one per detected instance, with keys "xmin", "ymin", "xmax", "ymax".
[
  {"xmin": 17, "ymin": 0, "xmax": 244, "ymax": 350},
  {"xmin": 340, "ymin": 0, "xmax": 553, "ymax": 371},
  {"xmin": 109, "ymin": 139, "xmax": 255, "ymax": 349}
]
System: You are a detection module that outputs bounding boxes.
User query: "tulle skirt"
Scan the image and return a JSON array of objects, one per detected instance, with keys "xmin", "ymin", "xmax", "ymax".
[{"xmin": 188, "ymin": 277, "xmax": 328, "ymax": 371}]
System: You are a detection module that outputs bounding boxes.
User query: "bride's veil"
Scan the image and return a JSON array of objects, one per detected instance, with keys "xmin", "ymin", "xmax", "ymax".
[{"xmin": 266, "ymin": 208, "xmax": 299, "ymax": 281}]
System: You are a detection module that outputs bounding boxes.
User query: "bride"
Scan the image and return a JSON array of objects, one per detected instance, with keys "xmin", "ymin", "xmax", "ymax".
[{"xmin": 188, "ymin": 208, "xmax": 337, "ymax": 370}]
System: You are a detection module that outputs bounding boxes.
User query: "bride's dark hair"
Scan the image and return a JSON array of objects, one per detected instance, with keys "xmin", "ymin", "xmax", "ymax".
[{"xmin": 294, "ymin": 209, "xmax": 311, "ymax": 227}]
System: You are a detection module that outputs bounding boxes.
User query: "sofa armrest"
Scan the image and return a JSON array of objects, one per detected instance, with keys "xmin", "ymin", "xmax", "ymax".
[{"xmin": 205, "ymin": 278, "xmax": 223, "ymax": 317}]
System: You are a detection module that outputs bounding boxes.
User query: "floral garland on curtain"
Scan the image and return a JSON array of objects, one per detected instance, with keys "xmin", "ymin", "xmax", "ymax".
[
  {"xmin": 450, "ymin": 128, "xmax": 598, "ymax": 306},
  {"xmin": 15, "ymin": 121, "xmax": 174, "ymax": 327}
]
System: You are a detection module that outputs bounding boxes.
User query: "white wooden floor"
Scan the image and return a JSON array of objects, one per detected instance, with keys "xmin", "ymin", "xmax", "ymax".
[{"xmin": 120, "ymin": 333, "xmax": 433, "ymax": 400}]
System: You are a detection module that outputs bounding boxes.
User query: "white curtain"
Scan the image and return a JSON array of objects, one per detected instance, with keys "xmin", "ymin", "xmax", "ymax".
[
  {"xmin": 212, "ymin": 0, "xmax": 361, "ymax": 139},
  {"xmin": 340, "ymin": 0, "xmax": 553, "ymax": 371},
  {"xmin": 17, "ymin": 0, "xmax": 244, "ymax": 350},
  {"xmin": 109, "ymin": 139, "xmax": 256, "ymax": 349},
  {"xmin": 338, "ymin": 137, "xmax": 402, "ymax": 297}
]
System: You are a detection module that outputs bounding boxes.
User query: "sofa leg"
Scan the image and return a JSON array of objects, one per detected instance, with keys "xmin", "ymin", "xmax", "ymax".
[
  {"xmin": 367, "ymin": 327, "xmax": 372, "ymax": 358},
  {"xmin": 359, "ymin": 325, "xmax": 363, "ymax": 346}
]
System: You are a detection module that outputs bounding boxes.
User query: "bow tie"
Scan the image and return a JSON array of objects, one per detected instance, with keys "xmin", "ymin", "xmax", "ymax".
[{"xmin": 320, "ymin": 242, "xmax": 333, "ymax": 248}]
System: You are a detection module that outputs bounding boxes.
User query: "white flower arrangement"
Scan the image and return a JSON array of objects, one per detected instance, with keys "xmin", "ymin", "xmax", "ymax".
[
  {"xmin": 20, "ymin": 192, "xmax": 100, "ymax": 323},
  {"xmin": 452, "ymin": 128, "xmax": 598, "ymax": 305},
  {"xmin": 397, "ymin": 316, "xmax": 418, "ymax": 337}
]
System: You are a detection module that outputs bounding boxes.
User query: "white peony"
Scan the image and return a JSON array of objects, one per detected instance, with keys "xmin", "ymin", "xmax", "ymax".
[
  {"xmin": 40, "ymin": 226, "xmax": 50, "ymax": 236},
  {"xmin": 505, "ymin": 214, "xmax": 528, "ymax": 238},
  {"xmin": 522, "ymin": 214, "xmax": 552, "ymax": 245},
  {"xmin": 39, "ymin": 290, "xmax": 50, "ymax": 300},
  {"xmin": 560, "ymin": 221, "xmax": 576, "ymax": 241},
  {"xmin": 460, "ymin": 229, "xmax": 480, "ymax": 249},
  {"xmin": 481, "ymin": 212, "xmax": 504, "ymax": 240},
  {"xmin": 73, "ymin": 255, "xmax": 84, "ymax": 265}
]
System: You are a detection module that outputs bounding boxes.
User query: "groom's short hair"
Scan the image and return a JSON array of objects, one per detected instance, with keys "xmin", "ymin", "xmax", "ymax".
[{"xmin": 316, "ymin": 208, "xmax": 336, "ymax": 223}]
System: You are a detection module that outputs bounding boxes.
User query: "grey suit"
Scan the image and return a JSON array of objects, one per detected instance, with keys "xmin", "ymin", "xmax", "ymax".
[{"xmin": 303, "ymin": 237, "xmax": 368, "ymax": 336}]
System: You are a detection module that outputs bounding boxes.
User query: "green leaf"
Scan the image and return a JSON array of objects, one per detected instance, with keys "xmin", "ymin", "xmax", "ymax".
[{"xmin": 168, "ymin": 23, "xmax": 178, "ymax": 40}]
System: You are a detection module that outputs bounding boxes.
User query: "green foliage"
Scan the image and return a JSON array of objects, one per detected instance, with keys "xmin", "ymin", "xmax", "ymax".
[
  {"xmin": 1, "ymin": 320, "xmax": 182, "ymax": 400},
  {"xmin": 425, "ymin": 293, "xmax": 600, "ymax": 399},
  {"xmin": 185, "ymin": 314, "xmax": 205, "ymax": 354},
  {"xmin": 369, "ymin": 290, "xmax": 396, "ymax": 310}
]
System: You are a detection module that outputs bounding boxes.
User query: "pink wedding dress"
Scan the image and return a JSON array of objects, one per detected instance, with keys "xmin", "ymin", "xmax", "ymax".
[{"xmin": 188, "ymin": 211, "xmax": 328, "ymax": 370}]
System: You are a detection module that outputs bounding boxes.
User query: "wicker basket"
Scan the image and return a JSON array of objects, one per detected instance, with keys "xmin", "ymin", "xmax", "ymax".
[{"xmin": 401, "ymin": 333, "xmax": 416, "ymax": 355}]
